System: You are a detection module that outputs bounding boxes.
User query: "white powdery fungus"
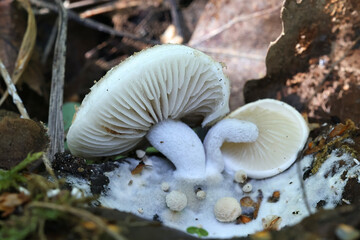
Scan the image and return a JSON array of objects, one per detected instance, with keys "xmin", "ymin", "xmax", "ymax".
[
  {"xmin": 68, "ymin": 145, "xmax": 359, "ymax": 239},
  {"xmin": 166, "ymin": 190, "xmax": 188, "ymax": 212},
  {"xmin": 214, "ymin": 197, "xmax": 242, "ymax": 222}
]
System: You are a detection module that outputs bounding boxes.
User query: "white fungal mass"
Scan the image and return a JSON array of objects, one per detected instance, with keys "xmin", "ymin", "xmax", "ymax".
[{"xmin": 67, "ymin": 45, "xmax": 229, "ymax": 157}]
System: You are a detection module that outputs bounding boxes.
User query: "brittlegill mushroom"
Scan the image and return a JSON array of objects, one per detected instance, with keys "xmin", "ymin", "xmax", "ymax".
[
  {"xmin": 67, "ymin": 44, "xmax": 230, "ymax": 179},
  {"xmin": 204, "ymin": 99, "xmax": 309, "ymax": 179}
]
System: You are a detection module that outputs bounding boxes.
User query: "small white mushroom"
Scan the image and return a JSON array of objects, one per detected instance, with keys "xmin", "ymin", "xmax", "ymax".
[
  {"xmin": 242, "ymin": 183, "xmax": 253, "ymax": 193},
  {"xmin": 166, "ymin": 190, "xmax": 187, "ymax": 212},
  {"xmin": 214, "ymin": 197, "xmax": 242, "ymax": 222},
  {"xmin": 196, "ymin": 190, "xmax": 206, "ymax": 200},
  {"xmin": 161, "ymin": 182, "xmax": 170, "ymax": 192},
  {"xmin": 204, "ymin": 99, "xmax": 309, "ymax": 179},
  {"xmin": 67, "ymin": 44, "xmax": 230, "ymax": 180},
  {"xmin": 234, "ymin": 170, "xmax": 247, "ymax": 183},
  {"xmin": 135, "ymin": 149, "xmax": 146, "ymax": 159}
]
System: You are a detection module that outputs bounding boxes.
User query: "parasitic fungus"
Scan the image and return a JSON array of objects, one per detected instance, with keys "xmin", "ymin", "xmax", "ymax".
[
  {"xmin": 204, "ymin": 99, "xmax": 309, "ymax": 179},
  {"xmin": 67, "ymin": 44, "xmax": 230, "ymax": 179}
]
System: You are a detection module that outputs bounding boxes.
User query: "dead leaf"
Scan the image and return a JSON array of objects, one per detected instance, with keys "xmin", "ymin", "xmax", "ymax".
[
  {"xmin": 244, "ymin": 0, "xmax": 360, "ymax": 123},
  {"xmin": 131, "ymin": 161, "xmax": 147, "ymax": 175},
  {"xmin": 0, "ymin": 0, "xmax": 40, "ymax": 105},
  {"xmin": 189, "ymin": 0, "xmax": 283, "ymax": 109},
  {"xmin": 262, "ymin": 215, "xmax": 282, "ymax": 231},
  {"xmin": 0, "ymin": 192, "xmax": 30, "ymax": 217}
]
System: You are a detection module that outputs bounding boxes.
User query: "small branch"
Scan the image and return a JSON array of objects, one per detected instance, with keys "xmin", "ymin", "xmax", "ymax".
[
  {"xmin": 0, "ymin": 60, "xmax": 29, "ymax": 119},
  {"xmin": 28, "ymin": 202, "xmax": 127, "ymax": 240},
  {"xmin": 79, "ymin": 0, "xmax": 142, "ymax": 18},
  {"xmin": 189, "ymin": 3, "xmax": 282, "ymax": 46},
  {"xmin": 47, "ymin": 0, "xmax": 67, "ymax": 161},
  {"xmin": 30, "ymin": 0, "xmax": 160, "ymax": 45},
  {"xmin": 167, "ymin": 0, "xmax": 183, "ymax": 39}
]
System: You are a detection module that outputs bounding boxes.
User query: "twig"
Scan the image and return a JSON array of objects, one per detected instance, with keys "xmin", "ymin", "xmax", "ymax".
[
  {"xmin": 0, "ymin": 60, "xmax": 29, "ymax": 119},
  {"xmin": 64, "ymin": 0, "xmax": 111, "ymax": 9},
  {"xmin": 47, "ymin": 0, "xmax": 67, "ymax": 161},
  {"xmin": 189, "ymin": 3, "xmax": 282, "ymax": 46},
  {"xmin": 79, "ymin": 0, "xmax": 142, "ymax": 18},
  {"xmin": 28, "ymin": 201, "xmax": 127, "ymax": 240},
  {"xmin": 296, "ymin": 149, "xmax": 313, "ymax": 215},
  {"xmin": 194, "ymin": 46, "xmax": 264, "ymax": 60},
  {"xmin": 30, "ymin": 0, "xmax": 160, "ymax": 45},
  {"xmin": 167, "ymin": 0, "xmax": 183, "ymax": 39},
  {"xmin": 41, "ymin": 18, "xmax": 58, "ymax": 65}
]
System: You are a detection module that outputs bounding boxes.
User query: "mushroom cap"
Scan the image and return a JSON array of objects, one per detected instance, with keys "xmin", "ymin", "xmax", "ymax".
[
  {"xmin": 67, "ymin": 44, "xmax": 230, "ymax": 157},
  {"xmin": 214, "ymin": 197, "xmax": 242, "ymax": 222},
  {"xmin": 221, "ymin": 99, "xmax": 309, "ymax": 179},
  {"xmin": 166, "ymin": 190, "xmax": 187, "ymax": 212}
]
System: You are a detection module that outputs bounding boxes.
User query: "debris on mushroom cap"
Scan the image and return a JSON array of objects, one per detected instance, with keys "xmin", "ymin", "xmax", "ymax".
[
  {"xmin": 166, "ymin": 190, "xmax": 187, "ymax": 212},
  {"xmin": 67, "ymin": 44, "xmax": 230, "ymax": 158},
  {"xmin": 234, "ymin": 170, "xmax": 247, "ymax": 183},
  {"xmin": 214, "ymin": 197, "xmax": 242, "ymax": 222},
  {"xmin": 220, "ymin": 99, "xmax": 309, "ymax": 179}
]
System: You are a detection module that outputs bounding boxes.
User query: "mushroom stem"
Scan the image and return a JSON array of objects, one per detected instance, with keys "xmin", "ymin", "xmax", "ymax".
[
  {"xmin": 146, "ymin": 119, "xmax": 206, "ymax": 179},
  {"xmin": 204, "ymin": 119, "xmax": 259, "ymax": 175}
]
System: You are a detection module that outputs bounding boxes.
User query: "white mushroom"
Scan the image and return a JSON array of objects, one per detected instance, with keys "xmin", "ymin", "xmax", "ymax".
[
  {"xmin": 242, "ymin": 183, "xmax": 252, "ymax": 193},
  {"xmin": 234, "ymin": 170, "xmax": 247, "ymax": 183},
  {"xmin": 196, "ymin": 190, "xmax": 206, "ymax": 200},
  {"xmin": 214, "ymin": 197, "xmax": 241, "ymax": 222},
  {"xmin": 161, "ymin": 182, "xmax": 170, "ymax": 192},
  {"xmin": 166, "ymin": 190, "xmax": 187, "ymax": 212},
  {"xmin": 204, "ymin": 99, "xmax": 309, "ymax": 179},
  {"xmin": 67, "ymin": 44, "xmax": 230, "ymax": 179}
]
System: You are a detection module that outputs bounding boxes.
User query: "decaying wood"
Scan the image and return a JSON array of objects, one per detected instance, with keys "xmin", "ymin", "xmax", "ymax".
[{"xmin": 47, "ymin": 0, "xmax": 67, "ymax": 161}]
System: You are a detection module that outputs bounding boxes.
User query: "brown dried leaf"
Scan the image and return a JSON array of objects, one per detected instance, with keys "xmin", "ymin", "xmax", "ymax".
[
  {"xmin": 189, "ymin": 0, "xmax": 282, "ymax": 109},
  {"xmin": 240, "ymin": 196, "xmax": 255, "ymax": 207},
  {"xmin": 244, "ymin": 0, "xmax": 360, "ymax": 123},
  {"xmin": 0, "ymin": 0, "xmax": 40, "ymax": 104},
  {"xmin": 0, "ymin": 0, "xmax": 26, "ymax": 74},
  {"xmin": 0, "ymin": 192, "xmax": 30, "ymax": 217},
  {"xmin": 262, "ymin": 215, "xmax": 282, "ymax": 231},
  {"xmin": 131, "ymin": 161, "xmax": 146, "ymax": 175}
]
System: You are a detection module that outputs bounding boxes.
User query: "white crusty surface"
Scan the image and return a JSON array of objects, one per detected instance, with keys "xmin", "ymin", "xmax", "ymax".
[
  {"xmin": 221, "ymin": 99, "xmax": 309, "ymax": 179},
  {"xmin": 67, "ymin": 44, "xmax": 230, "ymax": 157}
]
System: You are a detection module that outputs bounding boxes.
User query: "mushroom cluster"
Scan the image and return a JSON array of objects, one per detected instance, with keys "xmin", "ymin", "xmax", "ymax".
[
  {"xmin": 67, "ymin": 44, "xmax": 309, "ymax": 180},
  {"xmin": 66, "ymin": 44, "xmax": 312, "ymax": 235}
]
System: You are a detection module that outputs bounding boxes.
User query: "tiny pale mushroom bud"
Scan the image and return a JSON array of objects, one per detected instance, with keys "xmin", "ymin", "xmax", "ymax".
[
  {"xmin": 196, "ymin": 190, "xmax": 206, "ymax": 200},
  {"xmin": 242, "ymin": 183, "xmax": 253, "ymax": 193},
  {"xmin": 214, "ymin": 197, "xmax": 242, "ymax": 222},
  {"xmin": 161, "ymin": 182, "xmax": 170, "ymax": 192},
  {"xmin": 234, "ymin": 170, "xmax": 247, "ymax": 183},
  {"xmin": 136, "ymin": 149, "xmax": 146, "ymax": 159},
  {"xmin": 166, "ymin": 191, "xmax": 187, "ymax": 212}
]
